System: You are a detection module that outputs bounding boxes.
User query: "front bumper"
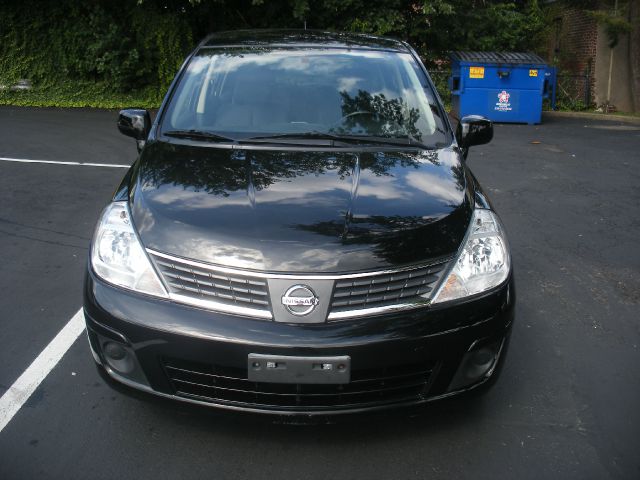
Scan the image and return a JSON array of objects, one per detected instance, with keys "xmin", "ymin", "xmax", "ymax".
[{"xmin": 84, "ymin": 269, "xmax": 515, "ymax": 416}]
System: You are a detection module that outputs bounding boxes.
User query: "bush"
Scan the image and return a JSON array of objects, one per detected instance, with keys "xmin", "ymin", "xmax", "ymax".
[
  {"xmin": 0, "ymin": 0, "xmax": 549, "ymax": 109},
  {"xmin": 0, "ymin": 0, "xmax": 192, "ymax": 107}
]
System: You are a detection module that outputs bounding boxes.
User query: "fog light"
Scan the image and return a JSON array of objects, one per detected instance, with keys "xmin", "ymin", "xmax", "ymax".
[
  {"xmin": 447, "ymin": 338, "xmax": 504, "ymax": 392},
  {"xmin": 92, "ymin": 330, "xmax": 150, "ymax": 387},
  {"xmin": 467, "ymin": 348, "xmax": 495, "ymax": 376},
  {"xmin": 102, "ymin": 341, "xmax": 135, "ymax": 374},
  {"xmin": 104, "ymin": 342, "xmax": 127, "ymax": 361}
]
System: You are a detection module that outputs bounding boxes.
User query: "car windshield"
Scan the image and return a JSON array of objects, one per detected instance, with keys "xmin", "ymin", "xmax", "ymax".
[{"xmin": 161, "ymin": 47, "xmax": 450, "ymax": 146}]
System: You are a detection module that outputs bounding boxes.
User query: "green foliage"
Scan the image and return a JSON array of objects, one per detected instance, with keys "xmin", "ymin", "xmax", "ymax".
[
  {"xmin": 563, "ymin": 0, "xmax": 633, "ymax": 48},
  {"xmin": 279, "ymin": 0, "xmax": 548, "ymax": 63},
  {"xmin": 428, "ymin": 70, "xmax": 452, "ymax": 109},
  {"xmin": 587, "ymin": 7, "xmax": 632, "ymax": 48},
  {"xmin": 0, "ymin": 0, "xmax": 550, "ymax": 109},
  {"xmin": 553, "ymin": 98, "xmax": 590, "ymax": 112},
  {"xmin": 0, "ymin": 81, "xmax": 162, "ymax": 109},
  {"xmin": 0, "ymin": 0, "xmax": 192, "ymax": 107}
]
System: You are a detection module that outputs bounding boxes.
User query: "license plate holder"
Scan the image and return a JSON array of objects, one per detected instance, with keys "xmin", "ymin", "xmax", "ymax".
[{"xmin": 248, "ymin": 354, "xmax": 350, "ymax": 384}]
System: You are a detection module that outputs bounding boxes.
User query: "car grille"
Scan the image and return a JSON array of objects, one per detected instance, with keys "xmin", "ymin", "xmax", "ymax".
[
  {"xmin": 329, "ymin": 262, "xmax": 448, "ymax": 317},
  {"xmin": 148, "ymin": 249, "xmax": 450, "ymax": 320},
  {"xmin": 149, "ymin": 252, "xmax": 271, "ymax": 316},
  {"xmin": 162, "ymin": 357, "xmax": 437, "ymax": 411}
]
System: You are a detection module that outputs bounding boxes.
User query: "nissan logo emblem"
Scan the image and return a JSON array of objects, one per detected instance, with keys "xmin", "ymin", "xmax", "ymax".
[{"xmin": 281, "ymin": 285, "xmax": 320, "ymax": 316}]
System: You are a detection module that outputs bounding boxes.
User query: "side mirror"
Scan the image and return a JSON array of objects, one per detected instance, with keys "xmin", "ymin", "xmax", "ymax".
[
  {"xmin": 456, "ymin": 115, "xmax": 493, "ymax": 149},
  {"xmin": 117, "ymin": 109, "xmax": 151, "ymax": 151}
]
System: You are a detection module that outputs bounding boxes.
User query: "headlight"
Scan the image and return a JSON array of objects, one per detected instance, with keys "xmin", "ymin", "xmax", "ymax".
[
  {"xmin": 91, "ymin": 201, "xmax": 167, "ymax": 297},
  {"xmin": 431, "ymin": 208, "xmax": 510, "ymax": 304}
]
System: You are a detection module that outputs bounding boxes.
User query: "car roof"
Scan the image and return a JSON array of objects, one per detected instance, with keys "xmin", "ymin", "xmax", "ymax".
[{"xmin": 200, "ymin": 29, "xmax": 410, "ymax": 52}]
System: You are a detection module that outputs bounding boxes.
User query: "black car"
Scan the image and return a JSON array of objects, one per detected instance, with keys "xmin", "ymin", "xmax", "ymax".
[{"xmin": 84, "ymin": 30, "xmax": 514, "ymax": 415}]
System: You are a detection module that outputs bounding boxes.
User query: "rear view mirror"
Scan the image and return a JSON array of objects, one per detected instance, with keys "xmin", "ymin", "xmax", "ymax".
[
  {"xmin": 117, "ymin": 109, "xmax": 151, "ymax": 151},
  {"xmin": 456, "ymin": 115, "xmax": 493, "ymax": 149}
]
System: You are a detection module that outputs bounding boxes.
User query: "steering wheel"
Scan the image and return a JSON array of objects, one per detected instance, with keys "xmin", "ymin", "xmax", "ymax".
[
  {"xmin": 339, "ymin": 110, "xmax": 381, "ymax": 122},
  {"xmin": 332, "ymin": 110, "xmax": 406, "ymax": 134}
]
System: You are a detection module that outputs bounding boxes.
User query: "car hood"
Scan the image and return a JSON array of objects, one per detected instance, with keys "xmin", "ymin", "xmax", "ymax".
[{"xmin": 130, "ymin": 141, "xmax": 472, "ymax": 273}]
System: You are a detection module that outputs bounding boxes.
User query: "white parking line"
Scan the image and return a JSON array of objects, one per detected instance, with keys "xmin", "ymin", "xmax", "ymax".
[
  {"xmin": 0, "ymin": 156, "xmax": 129, "ymax": 168},
  {"xmin": 0, "ymin": 308, "xmax": 85, "ymax": 433}
]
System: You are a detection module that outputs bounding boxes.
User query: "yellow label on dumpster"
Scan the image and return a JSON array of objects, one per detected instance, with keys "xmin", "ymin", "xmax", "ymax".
[
  {"xmin": 469, "ymin": 66, "xmax": 484, "ymax": 79},
  {"xmin": 529, "ymin": 69, "xmax": 538, "ymax": 77}
]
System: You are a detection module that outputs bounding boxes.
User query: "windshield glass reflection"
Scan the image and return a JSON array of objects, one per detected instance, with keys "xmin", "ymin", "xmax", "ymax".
[{"xmin": 161, "ymin": 49, "xmax": 449, "ymax": 146}]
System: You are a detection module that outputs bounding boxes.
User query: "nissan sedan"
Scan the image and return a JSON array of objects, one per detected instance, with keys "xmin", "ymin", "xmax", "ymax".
[{"xmin": 84, "ymin": 30, "xmax": 514, "ymax": 415}]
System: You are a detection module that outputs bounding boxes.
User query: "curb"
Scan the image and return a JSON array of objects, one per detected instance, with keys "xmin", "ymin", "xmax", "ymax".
[{"xmin": 543, "ymin": 110, "xmax": 640, "ymax": 124}]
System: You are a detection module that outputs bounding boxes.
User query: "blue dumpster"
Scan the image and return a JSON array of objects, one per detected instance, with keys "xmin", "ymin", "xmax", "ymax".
[{"xmin": 449, "ymin": 52, "xmax": 555, "ymax": 124}]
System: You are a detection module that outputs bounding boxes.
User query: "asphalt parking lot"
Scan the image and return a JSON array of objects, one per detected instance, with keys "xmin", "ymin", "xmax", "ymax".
[{"xmin": 0, "ymin": 106, "xmax": 639, "ymax": 479}]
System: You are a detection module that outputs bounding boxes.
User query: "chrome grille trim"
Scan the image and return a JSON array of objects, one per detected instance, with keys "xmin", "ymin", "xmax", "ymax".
[
  {"xmin": 149, "ymin": 250, "xmax": 272, "ymax": 319},
  {"xmin": 147, "ymin": 249, "xmax": 451, "ymax": 320},
  {"xmin": 327, "ymin": 261, "xmax": 448, "ymax": 320},
  {"xmin": 327, "ymin": 302, "xmax": 430, "ymax": 320},
  {"xmin": 147, "ymin": 249, "xmax": 451, "ymax": 280},
  {"xmin": 168, "ymin": 294, "xmax": 272, "ymax": 319}
]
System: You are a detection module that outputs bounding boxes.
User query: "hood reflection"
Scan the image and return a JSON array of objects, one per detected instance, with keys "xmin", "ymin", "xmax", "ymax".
[{"xmin": 132, "ymin": 142, "xmax": 470, "ymax": 272}]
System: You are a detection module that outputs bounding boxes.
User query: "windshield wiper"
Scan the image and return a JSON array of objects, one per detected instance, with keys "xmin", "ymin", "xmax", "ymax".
[
  {"xmin": 245, "ymin": 132, "xmax": 430, "ymax": 148},
  {"xmin": 163, "ymin": 129, "xmax": 237, "ymax": 143},
  {"xmin": 340, "ymin": 134, "xmax": 430, "ymax": 149},
  {"xmin": 245, "ymin": 132, "xmax": 345, "ymax": 143}
]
